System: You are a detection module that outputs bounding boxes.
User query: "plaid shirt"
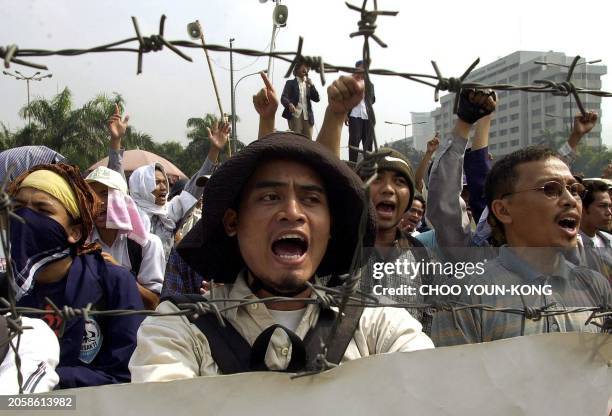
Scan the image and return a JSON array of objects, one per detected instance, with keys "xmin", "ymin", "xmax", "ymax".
[
  {"xmin": 431, "ymin": 246, "xmax": 612, "ymax": 346},
  {"xmin": 360, "ymin": 229, "xmax": 436, "ymax": 334},
  {"xmin": 160, "ymin": 247, "xmax": 204, "ymax": 298}
]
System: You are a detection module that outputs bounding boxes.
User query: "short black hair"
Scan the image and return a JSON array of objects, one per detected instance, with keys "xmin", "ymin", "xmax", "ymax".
[
  {"xmin": 582, "ymin": 180, "xmax": 610, "ymax": 210},
  {"xmin": 484, "ymin": 146, "xmax": 561, "ymax": 241},
  {"xmin": 412, "ymin": 194, "xmax": 426, "ymax": 211}
]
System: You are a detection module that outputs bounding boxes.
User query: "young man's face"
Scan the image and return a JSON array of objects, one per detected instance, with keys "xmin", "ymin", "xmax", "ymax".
[
  {"xmin": 493, "ymin": 157, "xmax": 582, "ymax": 248},
  {"xmin": 223, "ymin": 159, "xmax": 331, "ymax": 294},
  {"xmin": 152, "ymin": 169, "xmax": 168, "ymax": 206},
  {"xmin": 583, "ymin": 191, "xmax": 612, "ymax": 233},
  {"xmin": 88, "ymin": 181, "xmax": 109, "ymax": 228},
  {"xmin": 13, "ymin": 186, "xmax": 82, "ymax": 244},
  {"xmin": 370, "ymin": 169, "xmax": 411, "ymax": 232},
  {"xmin": 296, "ymin": 64, "xmax": 309, "ymax": 80},
  {"xmin": 400, "ymin": 199, "xmax": 424, "ymax": 233}
]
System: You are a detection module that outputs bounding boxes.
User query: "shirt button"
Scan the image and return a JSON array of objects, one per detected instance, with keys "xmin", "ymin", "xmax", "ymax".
[
  {"xmin": 281, "ymin": 347, "xmax": 289, "ymax": 356},
  {"xmin": 551, "ymin": 323, "xmax": 559, "ymax": 331},
  {"xmin": 250, "ymin": 303, "xmax": 258, "ymax": 310}
]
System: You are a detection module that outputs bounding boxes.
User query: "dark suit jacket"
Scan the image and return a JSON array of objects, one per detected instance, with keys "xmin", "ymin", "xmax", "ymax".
[{"xmin": 280, "ymin": 78, "xmax": 320, "ymax": 125}]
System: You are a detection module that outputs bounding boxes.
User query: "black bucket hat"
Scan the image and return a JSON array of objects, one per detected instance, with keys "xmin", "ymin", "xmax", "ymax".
[{"xmin": 177, "ymin": 132, "xmax": 376, "ymax": 284}]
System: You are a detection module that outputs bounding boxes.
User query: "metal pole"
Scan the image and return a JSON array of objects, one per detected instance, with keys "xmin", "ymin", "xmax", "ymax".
[
  {"xmin": 230, "ymin": 38, "xmax": 237, "ymax": 154},
  {"xmin": 26, "ymin": 79, "xmax": 31, "ymax": 125},
  {"xmin": 267, "ymin": 25, "xmax": 277, "ymax": 76}
]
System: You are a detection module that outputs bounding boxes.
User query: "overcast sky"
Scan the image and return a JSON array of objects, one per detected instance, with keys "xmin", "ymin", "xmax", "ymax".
[{"xmin": 2, "ymin": 0, "xmax": 612, "ymax": 159}]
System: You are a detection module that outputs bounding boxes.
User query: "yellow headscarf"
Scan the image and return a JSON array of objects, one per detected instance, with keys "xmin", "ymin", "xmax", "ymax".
[{"xmin": 19, "ymin": 170, "xmax": 81, "ymax": 219}]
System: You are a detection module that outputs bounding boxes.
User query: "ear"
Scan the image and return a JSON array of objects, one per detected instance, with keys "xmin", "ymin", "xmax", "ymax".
[
  {"xmin": 222, "ymin": 209, "xmax": 239, "ymax": 237},
  {"xmin": 490, "ymin": 199, "xmax": 512, "ymax": 226},
  {"xmin": 66, "ymin": 223, "xmax": 83, "ymax": 245}
]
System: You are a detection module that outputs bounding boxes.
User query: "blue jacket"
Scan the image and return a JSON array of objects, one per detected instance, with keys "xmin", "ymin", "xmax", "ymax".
[{"xmin": 18, "ymin": 251, "xmax": 144, "ymax": 388}]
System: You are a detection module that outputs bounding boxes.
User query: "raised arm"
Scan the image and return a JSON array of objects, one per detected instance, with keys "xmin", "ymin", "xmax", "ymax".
[
  {"xmin": 414, "ymin": 133, "xmax": 440, "ymax": 193},
  {"xmin": 427, "ymin": 89, "xmax": 496, "ymax": 249},
  {"xmin": 464, "ymin": 114, "xmax": 493, "ymax": 225},
  {"xmin": 107, "ymin": 103, "xmax": 129, "ymax": 179},
  {"xmin": 316, "ymin": 76, "xmax": 364, "ymax": 157},
  {"xmin": 253, "ymin": 72, "xmax": 279, "ymax": 139},
  {"xmin": 558, "ymin": 111, "xmax": 598, "ymax": 167}
]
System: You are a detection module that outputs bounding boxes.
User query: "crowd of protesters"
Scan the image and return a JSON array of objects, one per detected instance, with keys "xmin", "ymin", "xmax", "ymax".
[{"xmin": 0, "ymin": 58, "xmax": 610, "ymax": 393}]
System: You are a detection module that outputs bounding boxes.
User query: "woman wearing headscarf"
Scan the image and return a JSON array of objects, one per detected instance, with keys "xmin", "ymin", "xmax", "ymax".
[
  {"xmin": 9, "ymin": 164, "xmax": 143, "ymax": 388},
  {"xmin": 106, "ymin": 107, "xmax": 230, "ymax": 258}
]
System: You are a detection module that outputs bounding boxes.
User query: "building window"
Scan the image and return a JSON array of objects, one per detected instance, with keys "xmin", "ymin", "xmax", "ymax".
[
  {"xmin": 545, "ymin": 119, "xmax": 556, "ymax": 128},
  {"xmin": 510, "ymin": 113, "xmax": 519, "ymax": 121},
  {"xmin": 532, "ymin": 122, "xmax": 542, "ymax": 129},
  {"xmin": 510, "ymin": 127, "xmax": 519, "ymax": 133},
  {"xmin": 500, "ymin": 116, "xmax": 508, "ymax": 124},
  {"xmin": 510, "ymin": 139, "xmax": 519, "ymax": 146},
  {"xmin": 498, "ymin": 104, "xmax": 508, "ymax": 111},
  {"xmin": 490, "ymin": 144, "xmax": 497, "ymax": 150},
  {"xmin": 532, "ymin": 108, "xmax": 541, "ymax": 116},
  {"xmin": 500, "ymin": 142, "xmax": 507, "ymax": 149},
  {"xmin": 500, "ymin": 129, "xmax": 507, "ymax": 135},
  {"xmin": 545, "ymin": 105, "xmax": 556, "ymax": 113},
  {"xmin": 490, "ymin": 131, "xmax": 497, "ymax": 138},
  {"xmin": 509, "ymin": 100, "xmax": 519, "ymax": 108},
  {"xmin": 491, "ymin": 119, "xmax": 497, "ymax": 126},
  {"xmin": 531, "ymin": 95, "xmax": 541, "ymax": 102}
]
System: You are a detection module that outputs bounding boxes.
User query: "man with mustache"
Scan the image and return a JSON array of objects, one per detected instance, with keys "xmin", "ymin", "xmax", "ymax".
[{"xmin": 129, "ymin": 77, "xmax": 433, "ymax": 380}]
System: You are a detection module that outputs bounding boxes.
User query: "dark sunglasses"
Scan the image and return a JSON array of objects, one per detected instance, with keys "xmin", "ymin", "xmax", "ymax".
[{"xmin": 501, "ymin": 181, "xmax": 586, "ymax": 200}]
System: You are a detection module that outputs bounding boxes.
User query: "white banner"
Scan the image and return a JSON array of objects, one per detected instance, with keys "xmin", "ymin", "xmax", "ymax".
[{"xmin": 5, "ymin": 332, "xmax": 611, "ymax": 416}]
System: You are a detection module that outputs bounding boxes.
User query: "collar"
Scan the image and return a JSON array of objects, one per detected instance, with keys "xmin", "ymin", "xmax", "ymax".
[
  {"xmin": 498, "ymin": 245, "xmax": 573, "ymax": 280},
  {"xmin": 89, "ymin": 227, "xmax": 126, "ymax": 248},
  {"xmin": 219, "ymin": 269, "xmax": 320, "ymax": 324}
]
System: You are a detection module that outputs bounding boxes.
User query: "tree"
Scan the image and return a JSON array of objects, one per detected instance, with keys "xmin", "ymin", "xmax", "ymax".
[
  {"xmin": 0, "ymin": 123, "xmax": 14, "ymax": 151},
  {"xmin": 15, "ymin": 88, "xmax": 124, "ymax": 169}
]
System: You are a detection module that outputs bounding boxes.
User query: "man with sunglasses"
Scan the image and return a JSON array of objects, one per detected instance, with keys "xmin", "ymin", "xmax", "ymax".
[{"xmin": 432, "ymin": 146, "xmax": 611, "ymax": 346}]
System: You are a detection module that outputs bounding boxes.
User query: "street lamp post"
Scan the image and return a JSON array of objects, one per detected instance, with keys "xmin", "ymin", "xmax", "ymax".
[
  {"xmin": 231, "ymin": 69, "xmax": 267, "ymax": 150},
  {"xmin": 229, "ymin": 38, "xmax": 236, "ymax": 153},
  {"xmin": 384, "ymin": 120, "xmax": 426, "ymax": 151},
  {"xmin": 3, "ymin": 70, "xmax": 52, "ymax": 124}
]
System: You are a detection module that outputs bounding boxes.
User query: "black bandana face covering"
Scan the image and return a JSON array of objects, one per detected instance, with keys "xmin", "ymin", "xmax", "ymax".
[{"xmin": 9, "ymin": 207, "xmax": 72, "ymax": 300}]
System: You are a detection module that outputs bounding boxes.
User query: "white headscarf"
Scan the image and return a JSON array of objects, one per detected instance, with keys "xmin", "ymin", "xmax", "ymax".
[{"xmin": 128, "ymin": 163, "xmax": 176, "ymax": 232}]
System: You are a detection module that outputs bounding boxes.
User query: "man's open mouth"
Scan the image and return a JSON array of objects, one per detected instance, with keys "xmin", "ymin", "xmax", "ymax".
[
  {"xmin": 271, "ymin": 233, "xmax": 309, "ymax": 262},
  {"xmin": 557, "ymin": 216, "xmax": 578, "ymax": 233},
  {"xmin": 376, "ymin": 201, "xmax": 396, "ymax": 217}
]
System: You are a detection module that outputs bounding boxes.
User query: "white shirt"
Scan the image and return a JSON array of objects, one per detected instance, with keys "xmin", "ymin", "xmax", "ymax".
[
  {"xmin": 268, "ymin": 308, "xmax": 307, "ymax": 332},
  {"xmin": 89, "ymin": 228, "xmax": 166, "ymax": 294},
  {"xmin": 584, "ymin": 233, "xmax": 606, "ymax": 248},
  {"xmin": 0, "ymin": 316, "xmax": 60, "ymax": 394},
  {"xmin": 129, "ymin": 272, "xmax": 434, "ymax": 381},
  {"xmin": 350, "ymin": 97, "xmax": 369, "ymax": 119},
  {"xmin": 296, "ymin": 78, "xmax": 309, "ymax": 121}
]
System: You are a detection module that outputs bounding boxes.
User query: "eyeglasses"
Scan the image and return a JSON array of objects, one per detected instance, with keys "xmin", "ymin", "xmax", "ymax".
[{"xmin": 501, "ymin": 181, "xmax": 586, "ymax": 200}]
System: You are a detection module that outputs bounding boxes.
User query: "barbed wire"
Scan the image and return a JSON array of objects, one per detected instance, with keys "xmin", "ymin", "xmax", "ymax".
[
  {"xmin": 1, "ymin": 12, "xmax": 610, "ymax": 121},
  {"xmin": 2, "ymin": 289, "xmax": 609, "ymax": 352},
  {"xmin": 2, "ymin": 0, "xmax": 612, "ymax": 391}
]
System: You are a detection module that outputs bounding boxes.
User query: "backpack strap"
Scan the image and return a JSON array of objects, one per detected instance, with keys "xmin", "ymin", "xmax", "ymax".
[
  {"xmin": 165, "ymin": 294, "xmax": 364, "ymax": 374},
  {"xmin": 0, "ymin": 315, "xmax": 10, "ymax": 365},
  {"xmin": 165, "ymin": 294, "xmax": 251, "ymax": 374},
  {"xmin": 126, "ymin": 238, "xmax": 143, "ymax": 277},
  {"xmin": 303, "ymin": 304, "xmax": 364, "ymax": 369}
]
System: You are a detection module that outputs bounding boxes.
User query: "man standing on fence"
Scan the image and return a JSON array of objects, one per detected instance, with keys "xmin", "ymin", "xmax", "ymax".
[
  {"xmin": 280, "ymin": 60, "xmax": 320, "ymax": 139},
  {"xmin": 347, "ymin": 60, "xmax": 375, "ymax": 163}
]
